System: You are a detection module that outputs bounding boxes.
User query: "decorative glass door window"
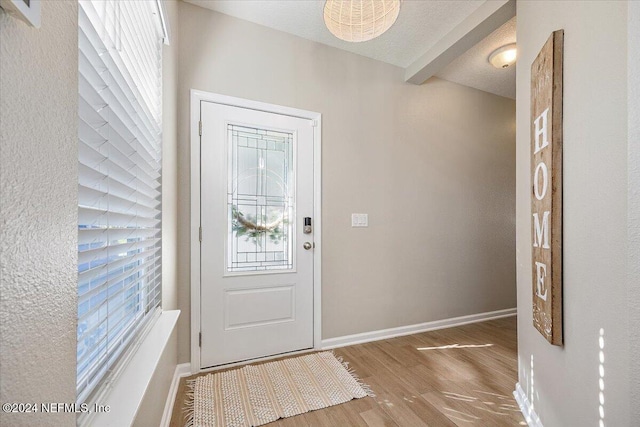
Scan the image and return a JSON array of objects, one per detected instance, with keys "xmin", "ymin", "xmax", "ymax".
[{"xmin": 226, "ymin": 124, "xmax": 294, "ymax": 272}]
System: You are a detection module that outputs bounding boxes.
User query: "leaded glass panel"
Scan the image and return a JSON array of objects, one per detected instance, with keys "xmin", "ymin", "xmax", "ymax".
[{"xmin": 227, "ymin": 124, "xmax": 294, "ymax": 272}]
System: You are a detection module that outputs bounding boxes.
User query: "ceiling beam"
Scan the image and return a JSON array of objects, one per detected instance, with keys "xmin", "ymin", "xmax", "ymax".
[{"xmin": 404, "ymin": 0, "xmax": 516, "ymax": 85}]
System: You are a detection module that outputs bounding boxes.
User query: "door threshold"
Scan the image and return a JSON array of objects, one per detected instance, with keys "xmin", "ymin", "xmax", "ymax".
[{"xmin": 198, "ymin": 347, "xmax": 316, "ymax": 374}]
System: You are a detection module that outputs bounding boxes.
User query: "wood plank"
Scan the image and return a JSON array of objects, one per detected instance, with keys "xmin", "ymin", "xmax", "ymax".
[
  {"xmin": 169, "ymin": 318, "xmax": 524, "ymax": 426},
  {"xmin": 423, "ymin": 379, "xmax": 521, "ymax": 426},
  {"xmin": 359, "ymin": 408, "xmax": 400, "ymax": 427}
]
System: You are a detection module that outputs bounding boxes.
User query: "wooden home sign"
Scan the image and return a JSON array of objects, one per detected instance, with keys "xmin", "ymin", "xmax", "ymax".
[{"xmin": 531, "ymin": 30, "xmax": 564, "ymax": 346}]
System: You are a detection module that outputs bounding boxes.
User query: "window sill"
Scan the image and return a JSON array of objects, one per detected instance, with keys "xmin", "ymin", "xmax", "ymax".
[{"xmin": 84, "ymin": 310, "xmax": 180, "ymax": 427}]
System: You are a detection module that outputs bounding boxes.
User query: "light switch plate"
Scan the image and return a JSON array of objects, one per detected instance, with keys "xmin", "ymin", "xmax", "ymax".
[{"xmin": 351, "ymin": 213, "xmax": 368, "ymax": 227}]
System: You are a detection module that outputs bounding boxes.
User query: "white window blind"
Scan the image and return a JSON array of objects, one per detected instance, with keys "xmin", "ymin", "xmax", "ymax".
[{"xmin": 77, "ymin": 0, "xmax": 164, "ymax": 403}]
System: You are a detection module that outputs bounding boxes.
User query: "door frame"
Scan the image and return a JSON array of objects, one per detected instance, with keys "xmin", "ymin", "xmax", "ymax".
[{"xmin": 189, "ymin": 89, "xmax": 322, "ymax": 373}]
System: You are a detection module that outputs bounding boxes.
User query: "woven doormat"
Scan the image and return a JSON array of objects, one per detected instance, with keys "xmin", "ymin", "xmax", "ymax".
[{"xmin": 185, "ymin": 351, "xmax": 373, "ymax": 427}]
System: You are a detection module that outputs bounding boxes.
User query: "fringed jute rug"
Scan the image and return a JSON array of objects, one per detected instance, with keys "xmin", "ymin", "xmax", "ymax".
[{"xmin": 184, "ymin": 351, "xmax": 373, "ymax": 427}]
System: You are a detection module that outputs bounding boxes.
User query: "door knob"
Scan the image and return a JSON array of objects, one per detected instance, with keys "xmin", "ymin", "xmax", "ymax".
[{"xmin": 303, "ymin": 242, "xmax": 313, "ymax": 250}]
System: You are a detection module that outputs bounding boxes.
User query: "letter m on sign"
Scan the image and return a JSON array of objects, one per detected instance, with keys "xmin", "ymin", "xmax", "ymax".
[{"xmin": 530, "ymin": 30, "xmax": 564, "ymax": 346}]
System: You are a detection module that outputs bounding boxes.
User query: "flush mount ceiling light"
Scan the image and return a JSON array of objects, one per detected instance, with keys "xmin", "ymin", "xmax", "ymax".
[
  {"xmin": 489, "ymin": 43, "xmax": 518, "ymax": 69},
  {"xmin": 324, "ymin": 0, "xmax": 401, "ymax": 43}
]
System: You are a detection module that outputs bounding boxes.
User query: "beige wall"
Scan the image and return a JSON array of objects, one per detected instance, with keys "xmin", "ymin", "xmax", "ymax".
[
  {"xmin": 177, "ymin": 3, "xmax": 517, "ymax": 363},
  {"xmin": 516, "ymin": 1, "xmax": 630, "ymax": 425},
  {"xmin": 628, "ymin": 1, "xmax": 640, "ymax": 421},
  {"xmin": 0, "ymin": 2, "xmax": 78, "ymax": 426}
]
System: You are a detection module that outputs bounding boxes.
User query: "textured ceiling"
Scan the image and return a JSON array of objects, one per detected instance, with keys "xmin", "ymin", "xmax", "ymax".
[
  {"xmin": 183, "ymin": 0, "xmax": 484, "ymax": 68},
  {"xmin": 183, "ymin": 0, "xmax": 515, "ymax": 98},
  {"xmin": 436, "ymin": 16, "xmax": 516, "ymax": 99}
]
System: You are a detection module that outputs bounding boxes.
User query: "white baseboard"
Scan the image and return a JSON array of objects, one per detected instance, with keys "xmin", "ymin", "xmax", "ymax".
[
  {"xmin": 320, "ymin": 308, "xmax": 517, "ymax": 350},
  {"xmin": 514, "ymin": 382, "xmax": 543, "ymax": 427},
  {"xmin": 160, "ymin": 363, "xmax": 192, "ymax": 427}
]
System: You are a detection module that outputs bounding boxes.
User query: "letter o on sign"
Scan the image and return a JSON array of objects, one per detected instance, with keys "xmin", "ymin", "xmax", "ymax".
[{"xmin": 534, "ymin": 162, "xmax": 548, "ymax": 201}]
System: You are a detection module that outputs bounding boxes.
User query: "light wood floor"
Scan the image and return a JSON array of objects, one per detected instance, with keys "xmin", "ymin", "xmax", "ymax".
[{"xmin": 170, "ymin": 317, "xmax": 525, "ymax": 426}]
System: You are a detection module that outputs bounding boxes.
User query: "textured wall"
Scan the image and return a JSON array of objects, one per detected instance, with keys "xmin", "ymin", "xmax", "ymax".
[
  {"xmin": 176, "ymin": 3, "xmax": 517, "ymax": 364},
  {"xmin": 0, "ymin": 2, "xmax": 78, "ymax": 426},
  {"xmin": 516, "ymin": 2, "xmax": 629, "ymax": 426},
  {"xmin": 629, "ymin": 1, "xmax": 640, "ymax": 422}
]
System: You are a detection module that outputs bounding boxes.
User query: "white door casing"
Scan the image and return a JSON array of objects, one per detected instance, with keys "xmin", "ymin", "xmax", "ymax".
[{"xmin": 190, "ymin": 91, "xmax": 322, "ymax": 371}]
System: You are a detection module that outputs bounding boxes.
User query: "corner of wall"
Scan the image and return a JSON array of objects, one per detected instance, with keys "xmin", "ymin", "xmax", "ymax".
[{"xmin": 513, "ymin": 382, "xmax": 543, "ymax": 427}]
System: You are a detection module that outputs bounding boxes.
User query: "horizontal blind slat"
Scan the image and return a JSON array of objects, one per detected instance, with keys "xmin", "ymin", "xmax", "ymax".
[
  {"xmin": 78, "ymin": 168, "xmax": 160, "ymax": 211},
  {"xmin": 79, "ymin": 63, "xmax": 161, "ymax": 156},
  {"xmin": 79, "ymin": 130, "xmax": 161, "ymax": 187},
  {"xmin": 78, "ymin": 206, "xmax": 160, "ymax": 229},
  {"xmin": 78, "ymin": 269, "xmax": 150, "ymax": 345},
  {"xmin": 78, "ymin": 304, "xmax": 143, "ymax": 385},
  {"xmin": 78, "ymin": 246, "xmax": 160, "ymax": 285},
  {"xmin": 78, "ymin": 224, "xmax": 159, "ymax": 247},
  {"xmin": 80, "ymin": 4, "xmax": 161, "ymax": 130},
  {"xmin": 78, "ymin": 256, "xmax": 158, "ymax": 306},
  {"xmin": 77, "ymin": 237, "xmax": 160, "ymax": 268},
  {"xmin": 79, "ymin": 146, "xmax": 161, "ymax": 201},
  {"xmin": 78, "ymin": 184, "xmax": 160, "ymax": 218},
  {"xmin": 80, "ymin": 266, "xmax": 160, "ymax": 339},
  {"xmin": 77, "ymin": 0, "xmax": 162, "ymax": 402}
]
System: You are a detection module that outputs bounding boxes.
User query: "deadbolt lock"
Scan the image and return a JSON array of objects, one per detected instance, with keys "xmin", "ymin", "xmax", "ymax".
[{"xmin": 303, "ymin": 217, "xmax": 312, "ymax": 234}]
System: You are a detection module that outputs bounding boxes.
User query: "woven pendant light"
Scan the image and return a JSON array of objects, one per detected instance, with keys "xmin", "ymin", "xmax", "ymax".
[{"xmin": 324, "ymin": 0, "xmax": 401, "ymax": 43}]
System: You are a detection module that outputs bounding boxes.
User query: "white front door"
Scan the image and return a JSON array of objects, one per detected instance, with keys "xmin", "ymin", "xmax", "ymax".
[{"xmin": 199, "ymin": 101, "xmax": 315, "ymax": 368}]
